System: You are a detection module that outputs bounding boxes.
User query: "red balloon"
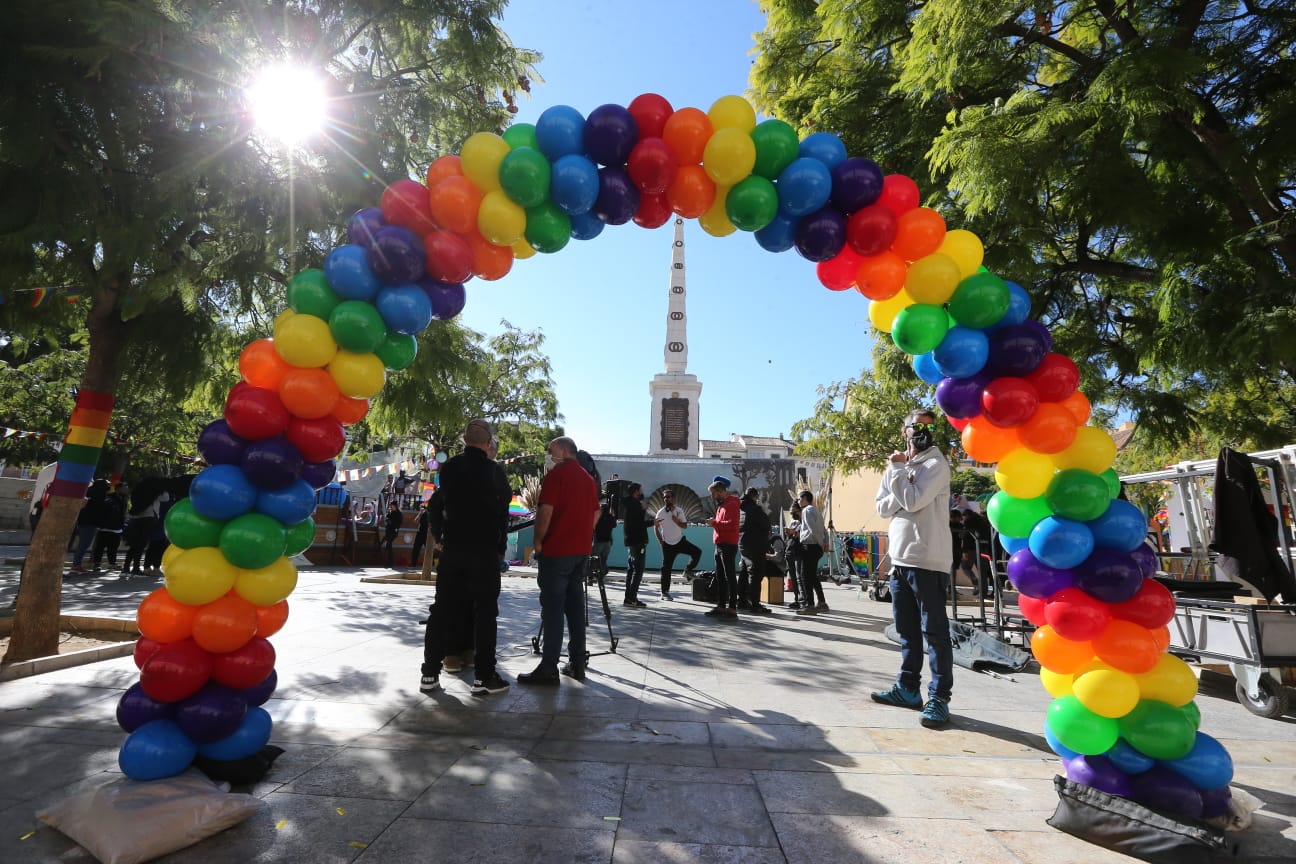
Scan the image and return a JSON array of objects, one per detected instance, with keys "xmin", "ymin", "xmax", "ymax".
[
  {"xmin": 225, "ymin": 385, "xmax": 291, "ymax": 441},
  {"xmin": 1027, "ymin": 353, "xmax": 1081, "ymax": 402},
  {"xmin": 211, "ymin": 637, "xmax": 276, "ymax": 690},
  {"xmin": 140, "ymin": 638, "xmax": 214, "ymax": 703},
  {"xmin": 846, "ymin": 203, "xmax": 899, "ymax": 256},
  {"xmin": 286, "ymin": 416, "xmax": 346, "ymax": 463},
  {"xmin": 981, "ymin": 377, "xmax": 1040, "ymax": 428},
  {"xmin": 134, "ymin": 635, "xmax": 164, "ymax": 669},
  {"xmin": 816, "ymin": 246, "xmax": 864, "ymax": 291},
  {"xmin": 1045, "ymin": 587, "xmax": 1113, "ymax": 641},
  {"xmin": 1112, "ymin": 578, "xmax": 1176, "ymax": 630},
  {"xmin": 633, "ymin": 190, "xmax": 673, "ymax": 229},
  {"xmin": 627, "ymin": 138, "xmax": 679, "ymax": 195},
  {"xmin": 423, "ymin": 230, "xmax": 474, "ymax": 284},
  {"xmin": 628, "ymin": 93, "xmax": 674, "ymax": 139},
  {"xmin": 380, "ymin": 179, "xmax": 437, "ymax": 234},
  {"xmin": 877, "ymin": 174, "xmax": 920, "ymax": 215},
  {"xmin": 331, "ymin": 395, "xmax": 370, "ymax": 426},
  {"xmin": 948, "ymin": 415, "xmax": 970, "ymax": 432},
  {"xmin": 1017, "ymin": 593, "xmax": 1048, "ymax": 627}
]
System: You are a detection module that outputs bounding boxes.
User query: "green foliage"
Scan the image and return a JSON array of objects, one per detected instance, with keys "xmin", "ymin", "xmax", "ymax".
[{"xmin": 950, "ymin": 468, "xmax": 996, "ymax": 500}]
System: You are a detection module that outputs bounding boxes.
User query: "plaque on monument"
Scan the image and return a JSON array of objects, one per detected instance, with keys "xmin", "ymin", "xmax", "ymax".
[{"xmin": 660, "ymin": 397, "xmax": 690, "ymax": 451}]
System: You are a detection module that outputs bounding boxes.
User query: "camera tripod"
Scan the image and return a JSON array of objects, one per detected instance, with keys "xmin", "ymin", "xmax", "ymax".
[{"xmin": 529, "ymin": 553, "xmax": 620, "ymax": 662}]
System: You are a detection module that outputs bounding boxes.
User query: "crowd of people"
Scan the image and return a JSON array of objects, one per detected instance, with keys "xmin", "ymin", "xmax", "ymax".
[{"xmin": 61, "ymin": 477, "xmax": 174, "ymax": 577}]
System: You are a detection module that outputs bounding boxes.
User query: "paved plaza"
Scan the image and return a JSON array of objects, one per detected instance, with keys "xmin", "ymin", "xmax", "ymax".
[{"xmin": 1, "ymin": 558, "xmax": 1294, "ymax": 863}]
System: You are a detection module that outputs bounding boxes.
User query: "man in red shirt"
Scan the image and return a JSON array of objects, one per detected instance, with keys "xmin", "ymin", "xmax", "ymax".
[
  {"xmin": 519, "ymin": 436, "xmax": 600, "ymax": 684},
  {"xmin": 704, "ymin": 477, "xmax": 740, "ymax": 620}
]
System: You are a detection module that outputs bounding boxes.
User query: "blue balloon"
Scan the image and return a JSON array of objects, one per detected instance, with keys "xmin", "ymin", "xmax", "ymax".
[
  {"xmin": 583, "ymin": 103, "xmax": 639, "ymax": 166},
  {"xmin": 798, "ymin": 131, "xmax": 848, "ymax": 169},
  {"xmin": 176, "ymin": 684, "xmax": 248, "ymax": 745},
  {"xmin": 376, "ymin": 284, "xmax": 433, "ymax": 336},
  {"xmin": 550, "ymin": 154, "xmax": 600, "ymax": 216},
  {"xmin": 1106, "ymin": 738, "xmax": 1156, "ymax": 775},
  {"xmin": 913, "ymin": 352, "xmax": 944, "ymax": 385},
  {"xmin": 196, "ymin": 706, "xmax": 273, "ymax": 762},
  {"xmin": 569, "ymin": 210, "xmax": 605, "ymax": 241},
  {"xmin": 117, "ymin": 683, "xmax": 175, "ymax": 733},
  {"xmin": 419, "ymin": 278, "xmax": 465, "ymax": 321},
  {"xmin": 1088, "ymin": 499, "xmax": 1148, "ymax": 552},
  {"xmin": 324, "ymin": 245, "xmax": 381, "ymax": 301},
  {"xmin": 754, "ymin": 214, "xmax": 796, "ymax": 253},
  {"xmin": 535, "ymin": 105, "xmax": 586, "ymax": 161},
  {"xmin": 793, "ymin": 207, "xmax": 846, "ymax": 262},
  {"xmin": 1000, "ymin": 281, "xmax": 1032, "ymax": 327},
  {"xmin": 1029, "ymin": 516, "xmax": 1095, "ymax": 570},
  {"xmin": 777, "ymin": 157, "xmax": 833, "ymax": 218},
  {"xmin": 932, "ymin": 326, "xmax": 990, "ymax": 379},
  {"xmin": 120, "ymin": 719, "xmax": 198, "ymax": 781},
  {"xmin": 190, "ymin": 465, "xmax": 257, "ymax": 521},
  {"xmin": 999, "ymin": 534, "xmax": 1029, "ymax": 555},
  {"xmin": 256, "ymin": 479, "xmax": 316, "ymax": 526},
  {"xmin": 1045, "ymin": 724, "xmax": 1080, "ymax": 761}
]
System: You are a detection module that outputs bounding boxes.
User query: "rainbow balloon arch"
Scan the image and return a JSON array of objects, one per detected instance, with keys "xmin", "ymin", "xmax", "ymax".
[{"xmin": 114, "ymin": 93, "xmax": 1233, "ymax": 818}]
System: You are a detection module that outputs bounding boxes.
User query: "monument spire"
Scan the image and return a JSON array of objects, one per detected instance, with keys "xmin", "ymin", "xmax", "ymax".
[
  {"xmin": 664, "ymin": 217, "xmax": 688, "ymax": 373},
  {"xmin": 647, "ymin": 218, "xmax": 702, "ymax": 455}
]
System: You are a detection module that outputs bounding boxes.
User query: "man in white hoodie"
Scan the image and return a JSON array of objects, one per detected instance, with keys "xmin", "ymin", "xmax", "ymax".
[{"xmin": 871, "ymin": 409, "xmax": 954, "ymax": 728}]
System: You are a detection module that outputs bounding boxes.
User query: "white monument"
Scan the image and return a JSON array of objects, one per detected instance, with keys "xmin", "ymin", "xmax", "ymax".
[{"xmin": 648, "ymin": 218, "xmax": 703, "ymax": 455}]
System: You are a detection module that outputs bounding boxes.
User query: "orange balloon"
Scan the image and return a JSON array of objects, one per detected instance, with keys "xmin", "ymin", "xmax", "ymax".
[
  {"xmin": 1093, "ymin": 619, "xmax": 1161, "ymax": 674},
  {"xmin": 191, "ymin": 593, "xmax": 259, "ymax": 654},
  {"xmin": 666, "ymin": 165, "xmax": 717, "ymax": 218},
  {"xmin": 428, "ymin": 176, "xmax": 483, "ymax": 234},
  {"xmin": 240, "ymin": 339, "xmax": 290, "ymax": 391},
  {"xmin": 961, "ymin": 416, "xmax": 1021, "ymax": 463},
  {"xmin": 425, "ymin": 154, "xmax": 463, "ymax": 187},
  {"xmin": 1031, "ymin": 625, "xmax": 1095, "ymax": 674},
  {"xmin": 1018, "ymin": 402, "xmax": 1078, "ymax": 454},
  {"xmin": 137, "ymin": 588, "xmax": 199, "ymax": 643},
  {"xmin": 662, "ymin": 107, "xmax": 714, "ymax": 165},
  {"xmin": 331, "ymin": 394, "xmax": 370, "ymax": 426},
  {"xmin": 1150, "ymin": 625, "xmax": 1170, "ymax": 653},
  {"xmin": 464, "ymin": 230, "xmax": 514, "ymax": 281},
  {"xmin": 889, "ymin": 207, "xmax": 947, "ymax": 261},
  {"xmin": 854, "ymin": 251, "xmax": 907, "ymax": 300},
  {"xmin": 1058, "ymin": 390, "xmax": 1092, "ymax": 425},
  {"xmin": 279, "ymin": 367, "xmax": 341, "ymax": 420},
  {"xmin": 256, "ymin": 600, "xmax": 290, "ymax": 638}
]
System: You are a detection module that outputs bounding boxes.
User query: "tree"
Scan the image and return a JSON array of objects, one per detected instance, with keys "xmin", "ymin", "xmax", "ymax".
[
  {"xmin": 753, "ymin": 1, "xmax": 1296, "ymax": 450},
  {"xmin": 1, "ymin": 0, "xmax": 538, "ymax": 660}
]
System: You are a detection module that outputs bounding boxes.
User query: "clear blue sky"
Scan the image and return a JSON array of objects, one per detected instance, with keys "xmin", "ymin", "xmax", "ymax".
[{"xmin": 457, "ymin": 0, "xmax": 879, "ymax": 455}]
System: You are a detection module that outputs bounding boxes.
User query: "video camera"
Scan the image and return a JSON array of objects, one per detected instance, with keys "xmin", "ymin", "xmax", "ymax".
[{"xmin": 603, "ymin": 478, "xmax": 635, "ymax": 520}]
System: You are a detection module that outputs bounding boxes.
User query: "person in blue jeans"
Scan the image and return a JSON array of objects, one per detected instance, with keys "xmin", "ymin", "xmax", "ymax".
[{"xmin": 872, "ymin": 409, "xmax": 954, "ymax": 728}]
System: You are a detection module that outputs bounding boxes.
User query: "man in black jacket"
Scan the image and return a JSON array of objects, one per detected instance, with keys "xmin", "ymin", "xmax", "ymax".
[
  {"xmin": 420, "ymin": 419, "xmax": 513, "ymax": 696},
  {"xmin": 738, "ymin": 487, "xmax": 774, "ymax": 614},
  {"xmin": 621, "ymin": 483, "xmax": 650, "ymax": 607}
]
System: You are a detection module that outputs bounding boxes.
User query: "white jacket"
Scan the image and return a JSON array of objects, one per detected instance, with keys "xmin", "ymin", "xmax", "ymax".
[{"xmin": 875, "ymin": 446, "xmax": 952, "ymax": 574}]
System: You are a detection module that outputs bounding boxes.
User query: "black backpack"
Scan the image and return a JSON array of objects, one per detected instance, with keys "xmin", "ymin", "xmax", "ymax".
[{"xmin": 575, "ymin": 449, "xmax": 601, "ymax": 487}]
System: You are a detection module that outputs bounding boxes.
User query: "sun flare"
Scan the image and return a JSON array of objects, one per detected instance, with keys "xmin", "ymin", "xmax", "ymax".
[{"xmin": 248, "ymin": 65, "xmax": 327, "ymax": 145}]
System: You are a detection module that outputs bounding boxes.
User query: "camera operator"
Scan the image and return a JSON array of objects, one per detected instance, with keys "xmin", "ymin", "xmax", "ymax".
[
  {"xmin": 590, "ymin": 496, "xmax": 617, "ymax": 585},
  {"xmin": 621, "ymin": 482, "xmax": 650, "ymax": 607}
]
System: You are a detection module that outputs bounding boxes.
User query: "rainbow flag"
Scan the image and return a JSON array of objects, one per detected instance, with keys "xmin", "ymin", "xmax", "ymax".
[
  {"xmin": 508, "ymin": 495, "xmax": 531, "ymax": 517},
  {"xmin": 48, "ymin": 389, "xmax": 114, "ymax": 499}
]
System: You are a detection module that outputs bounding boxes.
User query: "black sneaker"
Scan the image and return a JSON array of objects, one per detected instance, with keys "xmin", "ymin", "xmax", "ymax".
[
  {"xmin": 471, "ymin": 672, "xmax": 509, "ymax": 695},
  {"xmin": 736, "ymin": 599, "xmax": 752, "ymax": 612},
  {"xmin": 560, "ymin": 663, "xmax": 586, "ymax": 681},
  {"xmin": 721, "ymin": 608, "xmax": 739, "ymax": 620},
  {"xmin": 748, "ymin": 603, "xmax": 774, "ymax": 615},
  {"xmin": 660, "ymin": 592, "xmax": 674, "ymax": 601},
  {"xmin": 704, "ymin": 605, "xmax": 727, "ymax": 617},
  {"xmin": 419, "ymin": 674, "xmax": 441, "ymax": 693},
  {"xmin": 517, "ymin": 665, "xmax": 560, "ymax": 686}
]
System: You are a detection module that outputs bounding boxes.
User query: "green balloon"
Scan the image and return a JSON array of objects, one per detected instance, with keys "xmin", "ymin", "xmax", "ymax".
[
  {"xmin": 499, "ymin": 146, "xmax": 551, "ymax": 209},
  {"xmin": 750, "ymin": 118, "xmax": 799, "ymax": 180},
  {"xmin": 502, "ymin": 123, "xmax": 538, "ymax": 151},
  {"xmin": 987, "ymin": 491, "xmax": 1053, "ymax": 538},
  {"xmin": 1119, "ymin": 700, "xmax": 1198, "ymax": 760},
  {"xmin": 219, "ymin": 513, "xmax": 288, "ymax": 570},
  {"xmin": 376, "ymin": 332, "xmax": 418, "ymax": 370},
  {"xmin": 1047, "ymin": 696, "xmax": 1119, "ymax": 755},
  {"xmin": 948, "ymin": 272, "xmax": 1011, "ymax": 328},
  {"xmin": 525, "ymin": 201, "xmax": 571, "ymax": 253},
  {"xmin": 328, "ymin": 300, "xmax": 387, "ymax": 353},
  {"xmin": 891, "ymin": 303, "xmax": 950, "ymax": 355},
  {"xmin": 283, "ymin": 517, "xmax": 316, "ymax": 557},
  {"xmin": 1182, "ymin": 700, "xmax": 1201, "ymax": 729},
  {"xmin": 287, "ymin": 269, "xmax": 340, "ymax": 319},
  {"xmin": 1100, "ymin": 468, "xmax": 1121, "ymax": 499},
  {"xmin": 1046, "ymin": 469, "xmax": 1111, "ymax": 522},
  {"xmin": 725, "ymin": 175, "xmax": 778, "ymax": 231},
  {"xmin": 164, "ymin": 499, "xmax": 226, "ymax": 549}
]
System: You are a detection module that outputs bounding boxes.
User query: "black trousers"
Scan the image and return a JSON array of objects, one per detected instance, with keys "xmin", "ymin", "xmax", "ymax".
[
  {"xmin": 422, "ymin": 547, "xmax": 500, "ymax": 679},
  {"xmin": 739, "ymin": 551, "xmax": 767, "ymax": 604},
  {"xmin": 799, "ymin": 543, "xmax": 826, "ymax": 605},
  {"xmin": 92, "ymin": 531, "xmax": 122, "ymax": 567},
  {"xmin": 659, "ymin": 537, "xmax": 702, "ymax": 593},
  {"xmin": 713, "ymin": 542, "xmax": 738, "ymax": 607}
]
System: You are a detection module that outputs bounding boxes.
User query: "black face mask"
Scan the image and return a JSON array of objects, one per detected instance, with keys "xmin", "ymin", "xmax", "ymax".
[{"xmin": 909, "ymin": 422, "xmax": 935, "ymax": 452}]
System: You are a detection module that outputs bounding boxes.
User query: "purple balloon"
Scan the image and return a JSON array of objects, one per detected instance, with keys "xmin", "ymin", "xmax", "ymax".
[
  {"xmin": 1065, "ymin": 755, "xmax": 1133, "ymax": 797},
  {"xmin": 936, "ymin": 373, "xmax": 990, "ymax": 419},
  {"xmin": 347, "ymin": 207, "xmax": 386, "ymax": 248},
  {"xmin": 1024, "ymin": 319, "xmax": 1054, "ymax": 352},
  {"xmin": 419, "ymin": 278, "xmax": 466, "ymax": 321},
  {"xmin": 239, "ymin": 668, "xmax": 278, "ymax": 707},
  {"xmin": 987, "ymin": 324, "xmax": 1048, "ymax": 377},
  {"xmin": 241, "ymin": 436, "xmax": 305, "ymax": 490},
  {"xmin": 198, "ymin": 419, "xmax": 248, "ymax": 466},
  {"xmin": 1075, "ymin": 547, "xmax": 1144, "ymax": 603},
  {"xmin": 794, "ymin": 207, "xmax": 846, "ymax": 262},
  {"xmin": 300, "ymin": 460, "xmax": 336, "ymax": 491},
  {"xmin": 1199, "ymin": 785, "xmax": 1232, "ymax": 819},
  {"xmin": 1130, "ymin": 766, "xmax": 1204, "ymax": 820},
  {"xmin": 117, "ymin": 683, "xmax": 175, "ymax": 733},
  {"xmin": 830, "ymin": 157, "xmax": 884, "ymax": 213},
  {"xmin": 1130, "ymin": 542, "xmax": 1159, "ymax": 579},
  {"xmin": 583, "ymin": 104, "xmax": 639, "ymax": 166},
  {"xmin": 1006, "ymin": 548, "xmax": 1076, "ymax": 598},
  {"xmin": 176, "ymin": 683, "xmax": 249, "ymax": 745},
  {"xmin": 366, "ymin": 226, "xmax": 426, "ymax": 284},
  {"xmin": 593, "ymin": 167, "xmax": 639, "ymax": 225}
]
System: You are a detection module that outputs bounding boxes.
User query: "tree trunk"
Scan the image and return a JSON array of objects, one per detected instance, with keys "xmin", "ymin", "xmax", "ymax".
[{"xmin": 4, "ymin": 285, "xmax": 129, "ymax": 663}]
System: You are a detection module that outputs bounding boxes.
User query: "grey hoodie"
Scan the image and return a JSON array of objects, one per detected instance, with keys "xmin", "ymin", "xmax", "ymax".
[{"xmin": 875, "ymin": 445, "xmax": 952, "ymax": 574}]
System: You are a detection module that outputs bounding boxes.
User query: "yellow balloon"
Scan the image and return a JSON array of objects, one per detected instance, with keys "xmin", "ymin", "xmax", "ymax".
[
  {"xmin": 329, "ymin": 349, "xmax": 386, "ymax": 398},
  {"xmin": 994, "ymin": 447, "xmax": 1057, "ymax": 499},
  {"xmin": 707, "ymin": 94, "xmax": 756, "ymax": 132},
  {"xmin": 511, "ymin": 237, "xmax": 536, "ymax": 260},
  {"xmin": 904, "ymin": 253, "xmax": 962, "ymax": 305},
  {"xmin": 161, "ymin": 544, "xmax": 184, "ymax": 573},
  {"xmin": 1072, "ymin": 662, "xmax": 1141, "ymax": 719},
  {"xmin": 460, "ymin": 132, "xmax": 510, "ymax": 194},
  {"xmin": 1136, "ymin": 654, "xmax": 1198, "ymax": 706},
  {"xmin": 273, "ymin": 308, "xmax": 296, "ymax": 338},
  {"xmin": 937, "ymin": 229, "xmax": 984, "ymax": 278},
  {"xmin": 274, "ymin": 314, "xmax": 338, "ymax": 369},
  {"xmin": 1051, "ymin": 426, "xmax": 1118, "ymax": 474},
  {"xmin": 1039, "ymin": 667, "xmax": 1074, "ymax": 698},
  {"xmin": 699, "ymin": 187, "xmax": 736, "ymax": 237},
  {"xmin": 477, "ymin": 189, "xmax": 527, "ymax": 246},
  {"xmin": 234, "ymin": 557, "xmax": 299, "ymax": 607},
  {"xmin": 165, "ymin": 547, "xmax": 238, "ymax": 606},
  {"xmin": 868, "ymin": 291, "xmax": 915, "ymax": 333},
  {"xmin": 702, "ymin": 128, "xmax": 757, "ymax": 187}
]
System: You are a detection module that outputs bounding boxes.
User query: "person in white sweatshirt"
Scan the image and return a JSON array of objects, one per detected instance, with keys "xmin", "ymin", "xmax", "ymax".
[{"xmin": 871, "ymin": 409, "xmax": 954, "ymax": 728}]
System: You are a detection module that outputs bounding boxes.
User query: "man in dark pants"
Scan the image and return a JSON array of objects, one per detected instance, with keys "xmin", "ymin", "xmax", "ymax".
[
  {"xmin": 737, "ymin": 487, "xmax": 774, "ymax": 614},
  {"xmin": 704, "ymin": 478, "xmax": 740, "ymax": 620},
  {"xmin": 381, "ymin": 500, "xmax": 403, "ymax": 568},
  {"xmin": 420, "ymin": 419, "xmax": 512, "ymax": 696},
  {"xmin": 794, "ymin": 490, "xmax": 829, "ymax": 614},
  {"xmin": 621, "ymin": 482, "xmax": 650, "ymax": 607},
  {"xmin": 654, "ymin": 489, "xmax": 700, "ymax": 600}
]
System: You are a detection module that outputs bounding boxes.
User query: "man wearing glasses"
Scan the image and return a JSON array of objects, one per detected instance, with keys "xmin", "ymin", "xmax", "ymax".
[
  {"xmin": 872, "ymin": 409, "xmax": 955, "ymax": 728},
  {"xmin": 653, "ymin": 489, "xmax": 701, "ymax": 601}
]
